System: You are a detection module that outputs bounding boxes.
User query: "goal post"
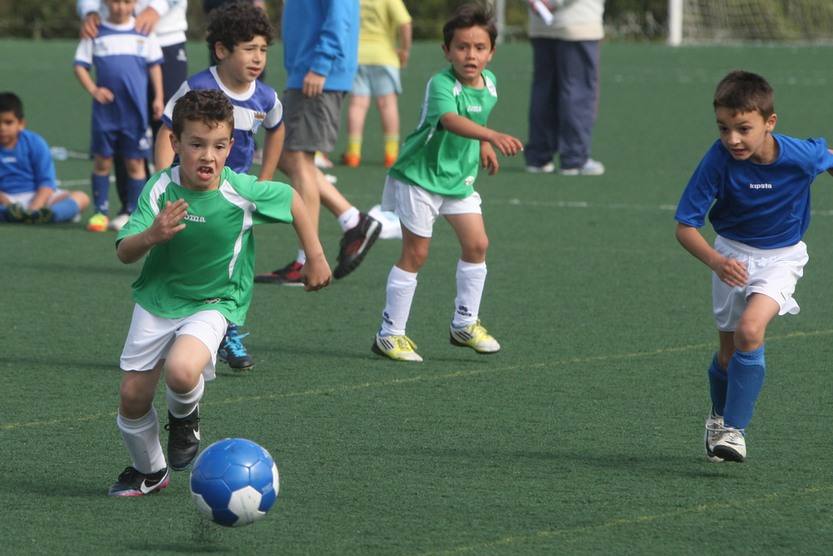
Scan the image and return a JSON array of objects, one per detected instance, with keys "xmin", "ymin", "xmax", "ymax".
[{"xmin": 668, "ymin": 0, "xmax": 833, "ymax": 46}]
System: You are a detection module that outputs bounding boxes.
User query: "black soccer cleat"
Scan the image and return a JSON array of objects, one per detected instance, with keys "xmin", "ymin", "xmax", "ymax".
[
  {"xmin": 165, "ymin": 408, "xmax": 201, "ymax": 471},
  {"xmin": 334, "ymin": 213, "xmax": 381, "ymax": 279},
  {"xmin": 108, "ymin": 466, "xmax": 170, "ymax": 497}
]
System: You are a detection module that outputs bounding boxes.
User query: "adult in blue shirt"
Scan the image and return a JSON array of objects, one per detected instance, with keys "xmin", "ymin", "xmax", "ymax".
[{"xmin": 256, "ymin": 0, "xmax": 382, "ymax": 286}]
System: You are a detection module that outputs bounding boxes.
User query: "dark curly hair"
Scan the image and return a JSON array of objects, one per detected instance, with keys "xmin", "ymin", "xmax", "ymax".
[
  {"xmin": 171, "ymin": 90, "xmax": 235, "ymax": 139},
  {"xmin": 206, "ymin": 1, "xmax": 273, "ymax": 54},
  {"xmin": 0, "ymin": 91, "xmax": 24, "ymax": 119},
  {"xmin": 442, "ymin": 2, "xmax": 497, "ymax": 49}
]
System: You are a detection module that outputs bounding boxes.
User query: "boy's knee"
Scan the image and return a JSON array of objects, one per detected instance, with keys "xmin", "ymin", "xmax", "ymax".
[
  {"xmin": 463, "ymin": 237, "xmax": 489, "ymax": 261},
  {"xmin": 164, "ymin": 358, "xmax": 203, "ymax": 392},
  {"xmin": 734, "ymin": 320, "xmax": 765, "ymax": 351},
  {"xmin": 119, "ymin": 380, "xmax": 154, "ymax": 416}
]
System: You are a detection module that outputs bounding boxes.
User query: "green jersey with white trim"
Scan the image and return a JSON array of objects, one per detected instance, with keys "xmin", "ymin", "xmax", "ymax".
[
  {"xmin": 116, "ymin": 166, "xmax": 294, "ymax": 324},
  {"xmin": 389, "ymin": 66, "xmax": 498, "ymax": 198}
]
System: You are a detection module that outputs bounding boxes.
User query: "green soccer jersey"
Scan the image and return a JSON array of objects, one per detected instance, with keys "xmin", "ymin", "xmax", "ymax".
[
  {"xmin": 116, "ymin": 166, "xmax": 294, "ymax": 324},
  {"xmin": 389, "ymin": 66, "xmax": 498, "ymax": 198}
]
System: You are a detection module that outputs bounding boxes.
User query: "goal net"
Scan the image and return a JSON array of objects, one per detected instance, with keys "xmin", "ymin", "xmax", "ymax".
[{"xmin": 668, "ymin": 0, "xmax": 833, "ymax": 45}]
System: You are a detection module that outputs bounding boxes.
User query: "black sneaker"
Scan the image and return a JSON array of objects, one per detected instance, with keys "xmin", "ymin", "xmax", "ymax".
[
  {"xmin": 218, "ymin": 323, "xmax": 254, "ymax": 369},
  {"xmin": 164, "ymin": 408, "xmax": 201, "ymax": 471},
  {"xmin": 254, "ymin": 260, "xmax": 305, "ymax": 286},
  {"xmin": 31, "ymin": 207, "xmax": 53, "ymax": 224},
  {"xmin": 108, "ymin": 466, "xmax": 170, "ymax": 497},
  {"xmin": 6, "ymin": 203, "xmax": 31, "ymax": 223},
  {"xmin": 334, "ymin": 213, "xmax": 381, "ymax": 279}
]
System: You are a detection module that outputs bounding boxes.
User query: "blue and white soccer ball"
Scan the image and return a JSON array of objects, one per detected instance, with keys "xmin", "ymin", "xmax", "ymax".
[{"xmin": 190, "ymin": 438, "xmax": 280, "ymax": 527}]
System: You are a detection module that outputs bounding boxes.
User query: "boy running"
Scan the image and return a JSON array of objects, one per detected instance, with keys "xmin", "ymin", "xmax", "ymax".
[
  {"xmin": 109, "ymin": 89, "xmax": 329, "ymax": 496},
  {"xmin": 675, "ymin": 70, "xmax": 833, "ymax": 463},
  {"xmin": 371, "ymin": 3, "xmax": 523, "ymax": 362}
]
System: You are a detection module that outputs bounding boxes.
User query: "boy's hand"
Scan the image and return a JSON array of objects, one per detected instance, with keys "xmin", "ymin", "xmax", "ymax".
[
  {"xmin": 480, "ymin": 141, "xmax": 499, "ymax": 175},
  {"xmin": 147, "ymin": 199, "xmax": 188, "ymax": 245},
  {"xmin": 711, "ymin": 255, "xmax": 748, "ymax": 288},
  {"xmin": 152, "ymin": 98, "xmax": 164, "ymax": 121},
  {"xmin": 80, "ymin": 12, "xmax": 100, "ymax": 39},
  {"xmin": 93, "ymin": 87, "xmax": 114, "ymax": 104},
  {"xmin": 135, "ymin": 7, "xmax": 160, "ymax": 35},
  {"xmin": 302, "ymin": 71, "xmax": 326, "ymax": 97},
  {"xmin": 301, "ymin": 253, "xmax": 332, "ymax": 291},
  {"xmin": 397, "ymin": 48, "xmax": 410, "ymax": 68},
  {"xmin": 488, "ymin": 132, "xmax": 524, "ymax": 157}
]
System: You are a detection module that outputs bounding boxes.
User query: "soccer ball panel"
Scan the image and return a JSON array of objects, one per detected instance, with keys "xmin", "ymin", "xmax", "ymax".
[{"xmin": 227, "ymin": 486, "xmax": 267, "ymax": 526}]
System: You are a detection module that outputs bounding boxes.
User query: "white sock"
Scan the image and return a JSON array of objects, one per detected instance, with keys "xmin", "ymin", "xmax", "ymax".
[
  {"xmin": 337, "ymin": 206, "xmax": 361, "ymax": 231},
  {"xmin": 452, "ymin": 260, "xmax": 487, "ymax": 328},
  {"xmin": 380, "ymin": 265, "xmax": 418, "ymax": 337},
  {"xmin": 296, "ymin": 249, "xmax": 306, "ymax": 265},
  {"xmin": 117, "ymin": 407, "xmax": 166, "ymax": 473},
  {"xmin": 166, "ymin": 375, "xmax": 204, "ymax": 419}
]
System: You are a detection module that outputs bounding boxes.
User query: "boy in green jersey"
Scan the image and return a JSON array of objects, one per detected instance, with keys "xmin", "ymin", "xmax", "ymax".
[
  {"xmin": 108, "ymin": 90, "xmax": 330, "ymax": 496},
  {"xmin": 372, "ymin": 3, "xmax": 523, "ymax": 362}
]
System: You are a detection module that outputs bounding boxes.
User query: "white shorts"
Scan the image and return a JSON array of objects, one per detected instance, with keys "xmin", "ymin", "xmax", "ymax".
[
  {"xmin": 380, "ymin": 175, "xmax": 482, "ymax": 238},
  {"xmin": 712, "ymin": 235, "xmax": 808, "ymax": 332},
  {"xmin": 6, "ymin": 189, "xmax": 67, "ymax": 206},
  {"xmin": 119, "ymin": 304, "xmax": 227, "ymax": 381}
]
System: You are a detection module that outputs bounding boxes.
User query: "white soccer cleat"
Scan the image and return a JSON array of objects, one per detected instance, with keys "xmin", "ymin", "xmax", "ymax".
[
  {"xmin": 449, "ymin": 320, "xmax": 501, "ymax": 354},
  {"xmin": 712, "ymin": 426, "xmax": 747, "ymax": 463},
  {"xmin": 704, "ymin": 411, "xmax": 725, "ymax": 463},
  {"xmin": 108, "ymin": 212, "xmax": 130, "ymax": 231},
  {"xmin": 372, "ymin": 334, "xmax": 423, "ymax": 362}
]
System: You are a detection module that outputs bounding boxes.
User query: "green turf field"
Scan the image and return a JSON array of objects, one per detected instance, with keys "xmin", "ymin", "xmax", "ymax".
[{"xmin": 4, "ymin": 38, "xmax": 833, "ymax": 554}]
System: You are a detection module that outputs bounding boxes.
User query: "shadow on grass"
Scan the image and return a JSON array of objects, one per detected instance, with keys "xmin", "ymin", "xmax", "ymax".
[
  {"xmin": 0, "ymin": 474, "xmax": 105, "ymax": 498},
  {"xmin": 0, "ymin": 356, "xmax": 116, "ymax": 370},
  {"xmin": 13, "ymin": 260, "xmax": 136, "ymax": 276},
  {"xmin": 126, "ymin": 516, "xmax": 232, "ymax": 553}
]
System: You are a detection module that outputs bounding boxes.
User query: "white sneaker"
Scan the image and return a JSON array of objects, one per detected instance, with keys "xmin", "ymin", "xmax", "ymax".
[
  {"xmin": 559, "ymin": 158, "xmax": 605, "ymax": 176},
  {"xmin": 372, "ymin": 334, "xmax": 423, "ymax": 362},
  {"xmin": 107, "ymin": 213, "xmax": 130, "ymax": 232},
  {"xmin": 704, "ymin": 412, "xmax": 725, "ymax": 463},
  {"xmin": 712, "ymin": 426, "xmax": 747, "ymax": 463},
  {"xmin": 525, "ymin": 162, "xmax": 555, "ymax": 174},
  {"xmin": 450, "ymin": 321, "xmax": 501, "ymax": 354}
]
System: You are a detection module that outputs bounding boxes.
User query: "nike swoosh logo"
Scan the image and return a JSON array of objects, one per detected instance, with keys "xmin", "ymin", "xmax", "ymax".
[{"xmin": 140, "ymin": 479, "xmax": 157, "ymax": 494}]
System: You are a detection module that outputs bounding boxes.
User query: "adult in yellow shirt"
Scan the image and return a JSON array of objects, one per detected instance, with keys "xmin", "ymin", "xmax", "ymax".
[{"xmin": 343, "ymin": 0, "xmax": 412, "ymax": 168}]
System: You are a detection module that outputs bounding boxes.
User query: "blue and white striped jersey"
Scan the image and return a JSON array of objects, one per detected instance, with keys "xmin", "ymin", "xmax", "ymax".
[
  {"xmin": 74, "ymin": 18, "xmax": 163, "ymax": 133},
  {"xmin": 162, "ymin": 67, "xmax": 283, "ymax": 173}
]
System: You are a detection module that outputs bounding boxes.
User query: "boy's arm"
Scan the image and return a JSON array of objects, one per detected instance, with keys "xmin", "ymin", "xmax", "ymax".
[
  {"xmin": 149, "ymin": 64, "xmax": 164, "ymax": 120},
  {"xmin": 74, "ymin": 65, "xmax": 113, "ymax": 104},
  {"xmin": 439, "ymin": 113, "xmax": 523, "ymax": 156},
  {"xmin": 828, "ymin": 148, "xmax": 833, "ymax": 177},
  {"xmin": 289, "ymin": 191, "xmax": 331, "ymax": 291},
  {"xmin": 28, "ymin": 187, "xmax": 54, "ymax": 210},
  {"xmin": 675, "ymin": 223, "xmax": 748, "ymax": 287},
  {"xmin": 155, "ymin": 126, "xmax": 175, "ymax": 170},
  {"xmin": 397, "ymin": 22, "xmax": 412, "ymax": 68},
  {"xmin": 258, "ymin": 125, "xmax": 284, "ymax": 181},
  {"xmin": 117, "ymin": 199, "xmax": 188, "ymax": 263}
]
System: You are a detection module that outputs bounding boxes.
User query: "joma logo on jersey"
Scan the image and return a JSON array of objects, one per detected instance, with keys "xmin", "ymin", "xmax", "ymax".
[
  {"xmin": 749, "ymin": 183, "xmax": 773, "ymax": 190},
  {"xmin": 184, "ymin": 213, "xmax": 206, "ymax": 223},
  {"xmin": 254, "ymin": 112, "xmax": 266, "ymax": 121},
  {"xmin": 466, "ymin": 105, "xmax": 482, "ymax": 113}
]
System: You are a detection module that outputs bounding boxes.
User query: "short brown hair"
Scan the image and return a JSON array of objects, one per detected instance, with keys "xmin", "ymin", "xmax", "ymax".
[
  {"xmin": 442, "ymin": 2, "xmax": 497, "ymax": 49},
  {"xmin": 713, "ymin": 70, "xmax": 774, "ymax": 118},
  {"xmin": 171, "ymin": 90, "xmax": 234, "ymax": 138}
]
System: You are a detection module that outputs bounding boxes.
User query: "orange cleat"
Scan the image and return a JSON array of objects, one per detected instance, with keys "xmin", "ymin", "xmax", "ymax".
[{"xmin": 342, "ymin": 153, "xmax": 361, "ymax": 168}]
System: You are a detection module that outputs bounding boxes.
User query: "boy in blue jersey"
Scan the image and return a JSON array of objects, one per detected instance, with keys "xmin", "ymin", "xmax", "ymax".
[
  {"xmin": 0, "ymin": 92, "xmax": 91, "ymax": 223},
  {"xmin": 154, "ymin": 1, "xmax": 282, "ymax": 371},
  {"xmin": 108, "ymin": 89, "xmax": 330, "ymax": 496},
  {"xmin": 371, "ymin": 3, "xmax": 523, "ymax": 362},
  {"xmin": 675, "ymin": 70, "xmax": 833, "ymax": 463},
  {"xmin": 74, "ymin": 0, "xmax": 164, "ymax": 233}
]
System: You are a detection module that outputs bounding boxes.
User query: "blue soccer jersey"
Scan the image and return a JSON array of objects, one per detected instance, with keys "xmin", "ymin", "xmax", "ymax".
[
  {"xmin": 675, "ymin": 133, "xmax": 833, "ymax": 249},
  {"xmin": 162, "ymin": 67, "xmax": 283, "ymax": 173},
  {"xmin": 74, "ymin": 18, "xmax": 163, "ymax": 134},
  {"xmin": 0, "ymin": 130, "xmax": 57, "ymax": 195}
]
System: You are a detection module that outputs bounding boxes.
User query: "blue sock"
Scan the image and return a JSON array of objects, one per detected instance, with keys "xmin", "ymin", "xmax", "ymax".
[
  {"xmin": 723, "ymin": 345, "xmax": 766, "ymax": 430},
  {"xmin": 91, "ymin": 174, "xmax": 110, "ymax": 214},
  {"xmin": 49, "ymin": 197, "xmax": 80, "ymax": 222},
  {"xmin": 126, "ymin": 178, "xmax": 145, "ymax": 213},
  {"xmin": 708, "ymin": 354, "xmax": 728, "ymax": 416}
]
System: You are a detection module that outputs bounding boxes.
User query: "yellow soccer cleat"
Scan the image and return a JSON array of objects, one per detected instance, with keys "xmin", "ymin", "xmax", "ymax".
[
  {"xmin": 449, "ymin": 320, "xmax": 501, "ymax": 354},
  {"xmin": 372, "ymin": 334, "xmax": 423, "ymax": 362},
  {"xmin": 86, "ymin": 213, "xmax": 109, "ymax": 232}
]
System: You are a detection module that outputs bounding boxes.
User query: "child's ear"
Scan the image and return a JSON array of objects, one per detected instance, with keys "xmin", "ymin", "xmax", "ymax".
[
  {"xmin": 169, "ymin": 131, "xmax": 179, "ymax": 154},
  {"xmin": 766, "ymin": 113, "xmax": 777, "ymax": 132},
  {"xmin": 213, "ymin": 41, "xmax": 228, "ymax": 61}
]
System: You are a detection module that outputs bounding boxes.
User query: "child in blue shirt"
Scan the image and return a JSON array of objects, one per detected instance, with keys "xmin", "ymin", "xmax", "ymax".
[
  {"xmin": 675, "ymin": 70, "xmax": 833, "ymax": 463},
  {"xmin": 74, "ymin": 0, "xmax": 164, "ymax": 233},
  {"xmin": 0, "ymin": 92, "xmax": 90, "ymax": 224}
]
